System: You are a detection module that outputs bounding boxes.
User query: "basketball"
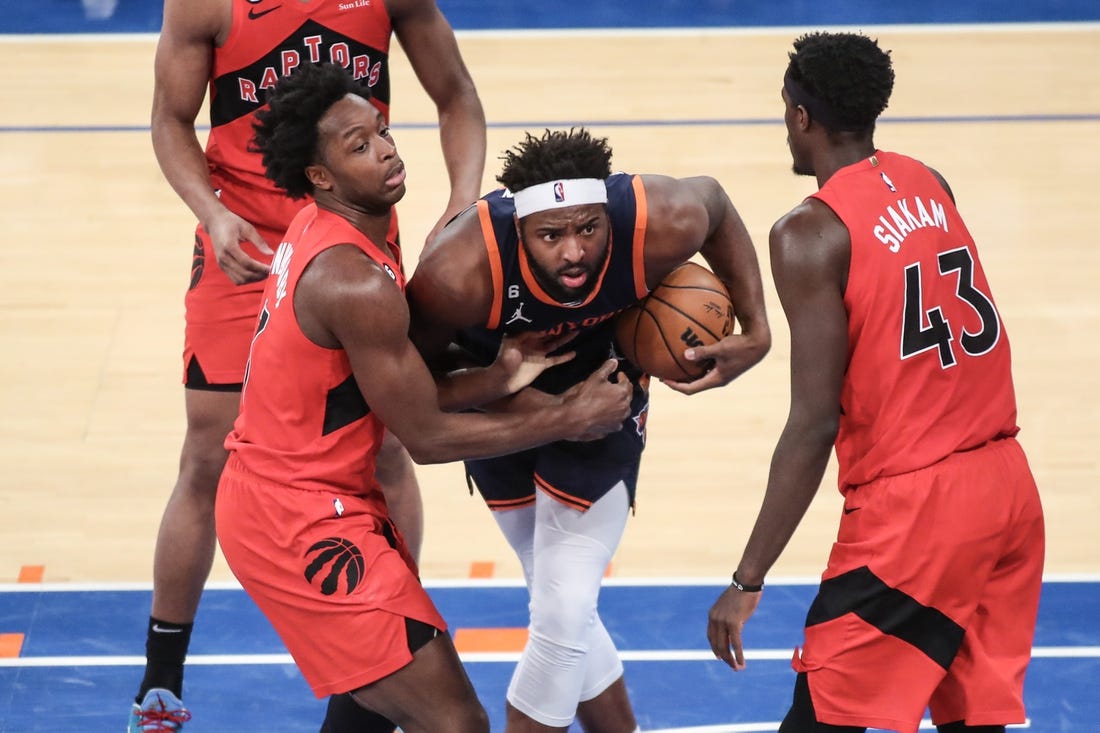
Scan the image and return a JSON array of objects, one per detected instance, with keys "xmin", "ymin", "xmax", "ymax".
[{"xmin": 614, "ymin": 262, "xmax": 734, "ymax": 381}]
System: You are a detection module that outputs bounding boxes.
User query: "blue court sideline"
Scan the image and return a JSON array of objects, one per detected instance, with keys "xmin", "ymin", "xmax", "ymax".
[
  {"xmin": 1, "ymin": 0, "xmax": 1099, "ymax": 34},
  {"xmin": 1, "ymin": 579, "xmax": 1097, "ymax": 731}
]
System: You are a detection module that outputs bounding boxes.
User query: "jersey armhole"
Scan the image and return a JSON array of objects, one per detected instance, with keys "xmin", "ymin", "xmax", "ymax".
[
  {"xmin": 630, "ymin": 175, "xmax": 649, "ymax": 300},
  {"xmin": 476, "ymin": 200, "xmax": 504, "ymax": 329}
]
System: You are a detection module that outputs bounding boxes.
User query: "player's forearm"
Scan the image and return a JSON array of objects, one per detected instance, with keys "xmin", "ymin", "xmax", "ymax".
[
  {"xmin": 703, "ymin": 204, "xmax": 772, "ymax": 356},
  {"xmin": 437, "ymin": 97, "xmax": 487, "ymax": 210},
  {"xmin": 151, "ymin": 117, "xmax": 230, "ymax": 228},
  {"xmin": 434, "ymin": 363, "xmax": 511, "ymax": 412},
  {"xmin": 400, "ymin": 401, "xmax": 580, "ymax": 465},
  {"xmin": 735, "ymin": 421, "xmax": 835, "ymax": 585}
]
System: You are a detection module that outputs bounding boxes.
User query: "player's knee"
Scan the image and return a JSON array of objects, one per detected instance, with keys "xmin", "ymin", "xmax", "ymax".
[
  {"xmin": 529, "ymin": 587, "xmax": 598, "ymax": 645},
  {"xmin": 507, "ymin": 631, "xmax": 588, "ymax": 726},
  {"xmin": 174, "ymin": 444, "xmax": 227, "ymax": 498},
  {"xmin": 450, "ymin": 702, "xmax": 490, "ymax": 733},
  {"xmin": 527, "ymin": 628, "xmax": 588, "ymax": 668},
  {"xmin": 416, "ymin": 696, "xmax": 488, "ymax": 733},
  {"xmin": 579, "ymin": 634, "xmax": 623, "ymax": 700},
  {"xmin": 178, "ymin": 408, "xmax": 234, "ymax": 494}
]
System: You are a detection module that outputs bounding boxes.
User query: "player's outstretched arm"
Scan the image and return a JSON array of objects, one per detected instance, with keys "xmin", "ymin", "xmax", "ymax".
[
  {"xmin": 710, "ymin": 203, "xmax": 846, "ymax": 669},
  {"xmin": 303, "ymin": 245, "xmax": 631, "ymax": 464}
]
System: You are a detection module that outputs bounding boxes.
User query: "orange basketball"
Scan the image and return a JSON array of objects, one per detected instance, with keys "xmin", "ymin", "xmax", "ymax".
[{"xmin": 614, "ymin": 262, "xmax": 734, "ymax": 381}]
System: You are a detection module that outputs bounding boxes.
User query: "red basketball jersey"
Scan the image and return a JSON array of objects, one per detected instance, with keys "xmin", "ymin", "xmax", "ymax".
[
  {"xmin": 205, "ymin": 0, "xmax": 394, "ymax": 231},
  {"xmin": 811, "ymin": 151, "xmax": 1019, "ymax": 491},
  {"xmin": 225, "ymin": 204, "xmax": 405, "ymax": 499}
]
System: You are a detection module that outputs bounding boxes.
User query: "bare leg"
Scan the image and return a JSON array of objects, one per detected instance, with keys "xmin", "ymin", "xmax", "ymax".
[
  {"xmin": 150, "ymin": 389, "xmax": 237, "ymax": 624},
  {"xmin": 504, "ymin": 701, "xmax": 568, "ymax": 733},
  {"xmin": 576, "ymin": 677, "xmax": 637, "ymax": 733},
  {"xmin": 349, "ymin": 633, "xmax": 488, "ymax": 733},
  {"xmin": 375, "ymin": 430, "xmax": 424, "ymax": 562},
  {"xmin": 134, "ymin": 388, "xmax": 237, "ymax": 702}
]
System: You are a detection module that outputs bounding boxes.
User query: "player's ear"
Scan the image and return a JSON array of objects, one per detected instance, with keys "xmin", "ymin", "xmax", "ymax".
[
  {"xmin": 306, "ymin": 164, "xmax": 332, "ymax": 192},
  {"xmin": 795, "ymin": 104, "xmax": 813, "ymax": 132}
]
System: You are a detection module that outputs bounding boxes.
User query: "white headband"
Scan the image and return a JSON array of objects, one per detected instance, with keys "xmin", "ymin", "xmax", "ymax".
[{"xmin": 511, "ymin": 178, "xmax": 608, "ymax": 219}]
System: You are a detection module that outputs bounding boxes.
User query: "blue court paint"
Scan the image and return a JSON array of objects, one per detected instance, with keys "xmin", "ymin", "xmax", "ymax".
[
  {"xmin": 2, "ymin": 581, "xmax": 1094, "ymax": 657},
  {"xmin": 1, "ymin": 580, "xmax": 1097, "ymax": 731},
  {"xmin": 0, "ymin": 0, "xmax": 1098, "ymax": 34}
]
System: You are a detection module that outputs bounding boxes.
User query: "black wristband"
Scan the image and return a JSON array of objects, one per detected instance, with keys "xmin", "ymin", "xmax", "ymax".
[{"xmin": 731, "ymin": 571, "xmax": 763, "ymax": 593}]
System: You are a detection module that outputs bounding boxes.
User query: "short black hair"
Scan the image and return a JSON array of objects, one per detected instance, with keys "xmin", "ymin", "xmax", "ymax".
[
  {"xmin": 252, "ymin": 62, "xmax": 373, "ymax": 199},
  {"xmin": 496, "ymin": 128, "xmax": 613, "ymax": 192},
  {"xmin": 786, "ymin": 32, "xmax": 894, "ymax": 133}
]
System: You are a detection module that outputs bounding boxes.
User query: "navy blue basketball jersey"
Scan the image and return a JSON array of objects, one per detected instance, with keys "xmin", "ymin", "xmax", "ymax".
[{"xmin": 457, "ymin": 173, "xmax": 650, "ymax": 394}]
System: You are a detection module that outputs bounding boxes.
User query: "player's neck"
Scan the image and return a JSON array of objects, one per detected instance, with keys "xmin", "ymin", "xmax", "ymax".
[
  {"xmin": 317, "ymin": 198, "xmax": 393, "ymax": 250},
  {"xmin": 814, "ymin": 140, "xmax": 877, "ymax": 188}
]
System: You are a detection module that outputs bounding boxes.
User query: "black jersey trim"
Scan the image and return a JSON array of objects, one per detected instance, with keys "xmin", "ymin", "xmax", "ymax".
[{"xmin": 322, "ymin": 374, "xmax": 371, "ymax": 435}]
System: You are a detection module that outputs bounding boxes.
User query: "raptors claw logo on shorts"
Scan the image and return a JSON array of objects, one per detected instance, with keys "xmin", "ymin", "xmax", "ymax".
[{"xmin": 303, "ymin": 537, "xmax": 365, "ymax": 595}]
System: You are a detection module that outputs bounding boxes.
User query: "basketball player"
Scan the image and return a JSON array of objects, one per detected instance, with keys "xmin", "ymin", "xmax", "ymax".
[
  {"xmin": 131, "ymin": 0, "xmax": 486, "ymax": 728},
  {"xmin": 702, "ymin": 32, "xmax": 1045, "ymax": 733},
  {"xmin": 212, "ymin": 62, "xmax": 632, "ymax": 733},
  {"xmin": 406, "ymin": 127, "xmax": 772, "ymax": 732}
]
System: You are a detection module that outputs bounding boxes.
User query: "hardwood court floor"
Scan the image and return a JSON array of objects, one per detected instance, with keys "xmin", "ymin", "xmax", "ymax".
[{"xmin": 0, "ymin": 24, "xmax": 1097, "ymax": 584}]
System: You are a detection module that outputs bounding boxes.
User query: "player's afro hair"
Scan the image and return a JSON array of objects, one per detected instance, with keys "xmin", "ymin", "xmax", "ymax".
[
  {"xmin": 787, "ymin": 32, "xmax": 894, "ymax": 133},
  {"xmin": 497, "ymin": 127, "xmax": 613, "ymax": 192},
  {"xmin": 252, "ymin": 62, "xmax": 373, "ymax": 199}
]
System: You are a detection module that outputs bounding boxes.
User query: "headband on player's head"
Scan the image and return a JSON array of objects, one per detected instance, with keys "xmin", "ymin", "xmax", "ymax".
[
  {"xmin": 783, "ymin": 67, "xmax": 865, "ymax": 132},
  {"xmin": 511, "ymin": 178, "xmax": 608, "ymax": 219}
]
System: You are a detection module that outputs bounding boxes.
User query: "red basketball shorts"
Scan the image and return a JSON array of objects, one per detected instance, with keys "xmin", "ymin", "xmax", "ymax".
[
  {"xmin": 793, "ymin": 436, "xmax": 1044, "ymax": 732},
  {"xmin": 182, "ymin": 222, "xmax": 278, "ymax": 386},
  {"xmin": 182, "ymin": 204, "xmax": 401, "ymax": 386},
  {"xmin": 215, "ymin": 454, "xmax": 447, "ymax": 698}
]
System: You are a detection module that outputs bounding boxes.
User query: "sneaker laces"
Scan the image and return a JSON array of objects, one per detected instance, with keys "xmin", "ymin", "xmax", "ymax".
[{"xmin": 136, "ymin": 701, "xmax": 192, "ymax": 731}]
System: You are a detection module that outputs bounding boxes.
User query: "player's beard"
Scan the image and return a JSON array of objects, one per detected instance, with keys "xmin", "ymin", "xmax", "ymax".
[
  {"xmin": 788, "ymin": 139, "xmax": 814, "ymax": 177},
  {"xmin": 792, "ymin": 161, "xmax": 815, "ymax": 177},
  {"xmin": 523, "ymin": 237, "xmax": 610, "ymax": 305}
]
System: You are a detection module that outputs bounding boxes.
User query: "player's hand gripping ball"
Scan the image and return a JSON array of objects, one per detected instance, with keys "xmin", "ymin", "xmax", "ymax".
[{"xmin": 614, "ymin": 262, "xmax": 734, "ymax": 381}]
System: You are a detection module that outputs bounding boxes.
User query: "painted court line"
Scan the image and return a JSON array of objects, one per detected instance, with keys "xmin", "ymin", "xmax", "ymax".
[
  {"xmin": 16, "ymin": 566, "xmax": 44, "ymax": 583},
  {"xmin": 453, "ymin": 627, "xmax": 529, "ymax": 653},
  {"xmin": 0, "ymin": 634, "xmax": 25, "ymax": 658},
  {"xmin": 0, "ymin": 573, "xmax": 1094, "ymax": 592},
  {"xmin": 468, "ymin": 561, "xmax": 495, "ymax": 578},
  {"xmin": 2, "ymin": 647, "xmax": 1095, "ymax": 668},
  {"xmin": 646, "ymin": 721, "xmax": 1030, "ymax": 733}
]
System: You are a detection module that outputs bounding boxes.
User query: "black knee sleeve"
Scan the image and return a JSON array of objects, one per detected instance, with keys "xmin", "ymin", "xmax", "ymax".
[
  {"xmin": 319, "ymin": 693, "xmax": 395, "ymax": 733},
  {"xmin": 777, "ymin": 672, "xmax": 865, "ymax": 733}
]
